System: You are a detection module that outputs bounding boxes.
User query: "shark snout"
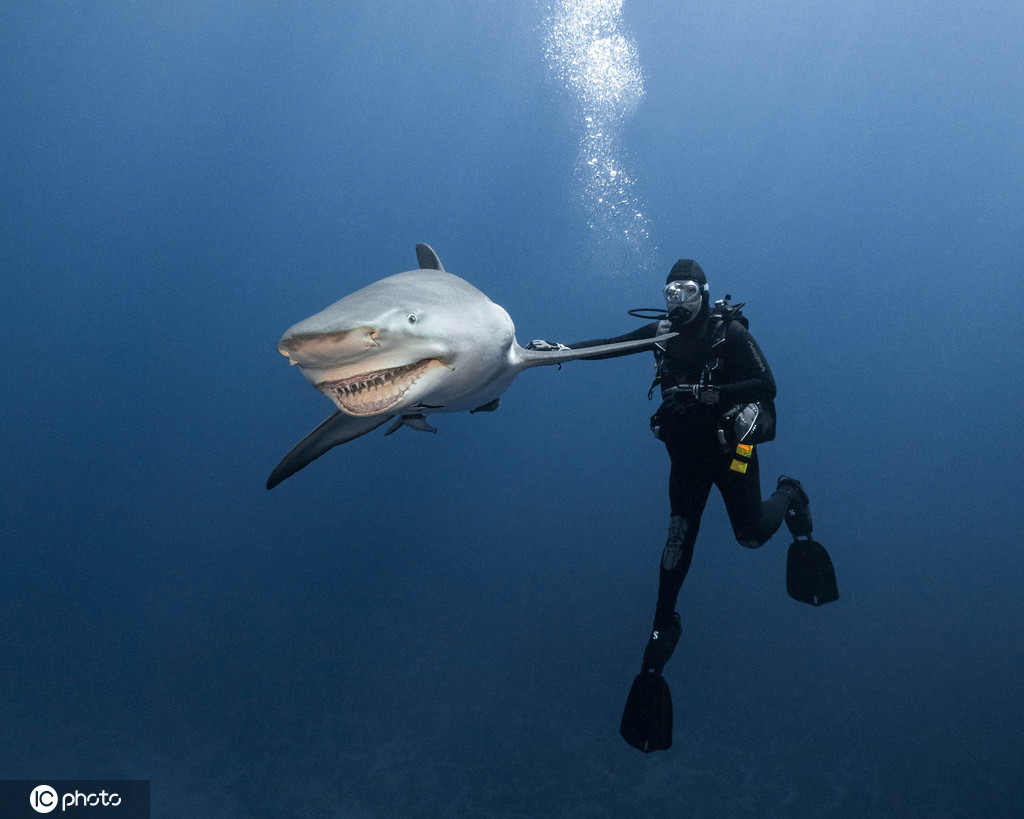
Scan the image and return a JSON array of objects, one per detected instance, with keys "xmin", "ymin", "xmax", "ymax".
[{"xmin": 278, "ymin": 325, "xmax": 380, "ymax": 366}]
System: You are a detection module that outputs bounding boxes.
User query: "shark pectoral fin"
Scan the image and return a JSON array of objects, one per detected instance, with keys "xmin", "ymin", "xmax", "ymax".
[
  {"xmin": 266, "ymin": 411, "xmax": 396, "ymax": 489},
  {"xmin": 469, "ymin": 398, "xmax": 501, "ymax": 414},
  {"xmin": 385, "ymin": 414, "xmax": 438, "ymax": 436},
  {"xmin": 512, "ymin": 332, "xmax": 678, "ymax": 370}
]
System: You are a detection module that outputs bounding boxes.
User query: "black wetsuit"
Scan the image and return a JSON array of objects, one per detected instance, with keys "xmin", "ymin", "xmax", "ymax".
[{"xmin": 572, "ymin": 315, "xmax": 793, "ymax": 627}]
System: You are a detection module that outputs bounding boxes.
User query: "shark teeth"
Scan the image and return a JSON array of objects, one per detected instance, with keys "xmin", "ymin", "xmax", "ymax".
[{"xmin": 318, "ymin": 359, "xmax": 438, "ymax": 416}]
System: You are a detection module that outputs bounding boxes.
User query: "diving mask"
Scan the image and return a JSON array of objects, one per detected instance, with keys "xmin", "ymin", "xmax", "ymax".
[{"xmin": 663, "ymin": 279, "xmax": 703, "ymax": 304}]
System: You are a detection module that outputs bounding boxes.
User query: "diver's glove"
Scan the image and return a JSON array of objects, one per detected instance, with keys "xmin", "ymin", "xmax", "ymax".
[
  {"xmin": 664, "ymin": 383, "xmax": 721, "ymax": 406},
  {"xmin": 526, "ymin": 339, "xmax": 571, "ymax": 352}
]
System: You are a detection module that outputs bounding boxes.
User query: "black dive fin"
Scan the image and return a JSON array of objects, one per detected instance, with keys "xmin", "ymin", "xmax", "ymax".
[
  {"xmin": 620, "ymin": 671, "xmax": 673, "ymax": 753},
  {"xmin": 267, "ymin": 411, "xmax": 395, "ymax": 489},
  {"xmin": 786, "ymin": 539, "xmax": 839, "ymax": 606}
]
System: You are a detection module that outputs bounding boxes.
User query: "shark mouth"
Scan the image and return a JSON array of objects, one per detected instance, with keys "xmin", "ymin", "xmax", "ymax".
[{"xmin": 317, "ymin": 359, "xmax": 441, "ymax": 416}]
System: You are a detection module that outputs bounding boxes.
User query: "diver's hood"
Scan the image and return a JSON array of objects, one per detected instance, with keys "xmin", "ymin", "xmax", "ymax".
[
  {"xmin": 665, "ymin": 259, "xmax": 707, "ymax": 288},
  {"xmin": 665, "ymin": 259, "xmax": 710, "ymax": 330}
]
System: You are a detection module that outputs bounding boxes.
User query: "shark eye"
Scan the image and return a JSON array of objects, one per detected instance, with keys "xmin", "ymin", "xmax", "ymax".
[{"xmin": 407, "ymin": 314, "xmax": 418, "ymax": 324}]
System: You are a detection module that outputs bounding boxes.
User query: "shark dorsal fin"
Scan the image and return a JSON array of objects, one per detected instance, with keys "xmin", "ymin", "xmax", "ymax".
[{"xmin": 415, "ymin": 243, "xmax": 445, "ymax": 272}]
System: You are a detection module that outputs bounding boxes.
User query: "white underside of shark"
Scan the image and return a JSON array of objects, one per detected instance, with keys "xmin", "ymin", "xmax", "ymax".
[{"xmin": 267, "ymin": 244, "xmax": 674, "ymax": 488}]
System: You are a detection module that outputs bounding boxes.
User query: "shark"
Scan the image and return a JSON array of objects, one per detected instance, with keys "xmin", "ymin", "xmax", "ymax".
[{"xmin": 266, "ymin": 244, "xmax": 674, "ymax": 488}]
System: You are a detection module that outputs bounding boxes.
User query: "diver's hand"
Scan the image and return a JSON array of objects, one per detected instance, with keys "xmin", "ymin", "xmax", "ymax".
[{"xmin": 526, "ymin": 339, "xmax": 571, "ymax": 352}]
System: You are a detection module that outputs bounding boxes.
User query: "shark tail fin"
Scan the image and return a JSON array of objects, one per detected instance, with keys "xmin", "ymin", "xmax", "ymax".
[{"xmin": 511, "ymin": 333, "xmax": 677, "ymax": 371}]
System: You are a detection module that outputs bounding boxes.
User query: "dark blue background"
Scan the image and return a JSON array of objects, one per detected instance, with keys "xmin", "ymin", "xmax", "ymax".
[{"xmin": 2, "ymin": 1, "xmax": 1022, "ymax": 815}]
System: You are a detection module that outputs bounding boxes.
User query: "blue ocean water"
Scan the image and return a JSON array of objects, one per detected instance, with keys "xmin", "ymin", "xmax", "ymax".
[{"xmin": 2, "ymin": 1, "xmax": 1022, "ymax": 815}]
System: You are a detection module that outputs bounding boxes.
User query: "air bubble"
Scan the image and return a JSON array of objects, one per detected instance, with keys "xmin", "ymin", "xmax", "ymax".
[{"xmin": 544, "ymin": 0, "xmax": 655, "ymax": 269}]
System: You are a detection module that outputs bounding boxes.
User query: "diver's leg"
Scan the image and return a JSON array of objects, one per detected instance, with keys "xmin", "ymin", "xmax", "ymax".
[
  {"xmin": 777, "ymin": 475, "xmax": 812, "ymax": 537},
  {"xmin": 657, "ymin": 451, "xmax": 713, "ymax": 618},
  {"xmin": 642, "ymin": 447, "xmax": 712, "ymax": 673},
  {"xmin": 718, "ymin": 447, "xmax": 792, "ymax": 548}
]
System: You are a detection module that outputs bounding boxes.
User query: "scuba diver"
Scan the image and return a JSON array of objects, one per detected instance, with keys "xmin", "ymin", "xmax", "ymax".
[{"xmin": 528, "ymin": 259, "xmax": 837, "ymax": 753}]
